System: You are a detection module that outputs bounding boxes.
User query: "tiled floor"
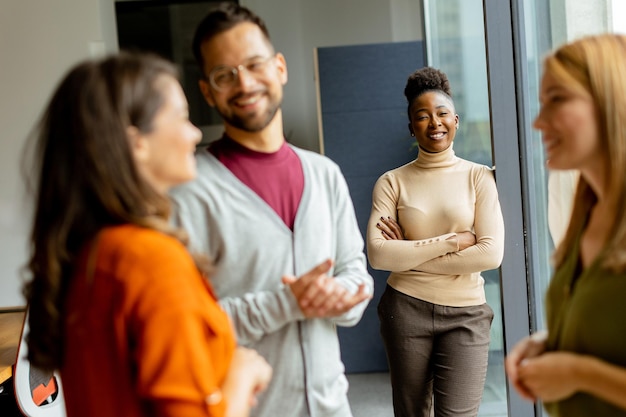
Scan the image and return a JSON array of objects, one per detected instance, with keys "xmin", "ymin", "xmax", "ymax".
[
  {"xmin": 347, "ymin": 372, "xmax": 394, "ymax": 417},
  {"xmin": 1, "ymin": 370, "xmax": 506, "ymax": 417},
  {"xmin": 347, "ymin": 368, "xmax": 508, "ymax": 417}
]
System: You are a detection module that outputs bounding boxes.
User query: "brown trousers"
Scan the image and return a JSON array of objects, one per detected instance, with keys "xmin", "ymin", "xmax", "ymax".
[{"xmin": 378, "ymin": 285, "xmax": 494, "ymax": 417}]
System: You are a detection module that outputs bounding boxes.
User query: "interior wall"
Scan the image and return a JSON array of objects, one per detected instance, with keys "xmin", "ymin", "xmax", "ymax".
[
  {"xmin": 609, "ymin": 0, "xmax": 626, "ymax": 33},
  {"xmin": 0, "ymin": 0, "xmax": 118, "ymax": 307}
]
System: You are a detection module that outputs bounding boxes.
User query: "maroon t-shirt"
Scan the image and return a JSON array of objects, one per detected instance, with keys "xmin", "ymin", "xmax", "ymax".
[{"xmin": 209, "ymin": 135, "xmax": 304, "ymax": 230}]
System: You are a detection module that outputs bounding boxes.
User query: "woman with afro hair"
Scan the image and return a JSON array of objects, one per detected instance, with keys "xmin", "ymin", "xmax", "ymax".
[{"xmin": 367, "ymin": 67, "xmax": 505, "ymax": 417}]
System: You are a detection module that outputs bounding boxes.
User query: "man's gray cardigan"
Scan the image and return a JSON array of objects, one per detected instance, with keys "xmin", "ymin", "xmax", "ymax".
[{"xmin": 170, "ymin": 145, "xmax": 374, "ymax": 417}]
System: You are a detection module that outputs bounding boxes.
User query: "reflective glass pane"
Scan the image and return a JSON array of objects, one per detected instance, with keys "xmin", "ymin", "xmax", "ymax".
[
  {"xmin": 424, "ymin": 0, "xmax": 506, "ymax": 415},
  {"xmin": 521, "ymin": 0, "xmax": 554, "ymax": 334},
  {"xmin": 522, "ymin": 0, "xmax": 615, "ymax": 336}
]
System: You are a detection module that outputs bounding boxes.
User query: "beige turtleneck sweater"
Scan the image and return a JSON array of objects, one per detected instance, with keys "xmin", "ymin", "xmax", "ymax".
[{"xmin": 366, "ymin": 145, "xmax": 504, "ymax": 307}]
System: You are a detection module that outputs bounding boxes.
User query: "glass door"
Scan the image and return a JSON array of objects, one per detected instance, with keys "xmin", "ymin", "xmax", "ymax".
[{"xmin": 423, "ymin": 0, "xmax": 507, "ymax": 415}]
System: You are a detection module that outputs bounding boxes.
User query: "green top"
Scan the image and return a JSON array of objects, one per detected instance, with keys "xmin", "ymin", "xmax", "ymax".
[{"xmin": 544, "ymin": 229, "xmax": 626, "ymax": 416}]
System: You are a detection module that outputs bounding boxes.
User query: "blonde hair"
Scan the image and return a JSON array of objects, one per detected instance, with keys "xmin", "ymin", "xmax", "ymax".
[{"xmin": 548, "ymin": 34, "xmax": 626, "ymax": 271}]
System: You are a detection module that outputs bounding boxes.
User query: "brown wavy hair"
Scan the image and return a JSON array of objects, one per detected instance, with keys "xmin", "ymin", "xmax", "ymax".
[{"xmin": 22, "ymin": 51, "xmax": 209, "ymax": 371}]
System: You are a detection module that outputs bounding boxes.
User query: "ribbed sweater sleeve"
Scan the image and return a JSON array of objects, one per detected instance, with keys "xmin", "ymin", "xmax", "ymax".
[
  {"xmin": 417, "ymin": 164, "xmax": 504, "ymax": 274},
  {"xmin": 366, "ymin": 145, "xmax": 504, "ymax": 306},
  {"xmin": 367, "ymin": 171, "xmax": 459, "ymax": 271}
]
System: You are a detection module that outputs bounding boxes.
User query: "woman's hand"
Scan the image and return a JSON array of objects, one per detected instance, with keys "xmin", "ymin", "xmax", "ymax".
[
  {"xmin": 516, "ymin": 351, "xmax": 582, "ymax": 402},
  {"xmin": 222, "ymin": 347, "xmax": 272, "ymax": 417},
  {"xmin": 377, "ymin": 217, "xmax": 404, "ymax": 240},
  {"xmin": 505, "ymin": 331, "xmax": 548, "ymax": 401},
  {"xmin": 450, "ymin": 231, "xmax": 476, "ymax": 251}
]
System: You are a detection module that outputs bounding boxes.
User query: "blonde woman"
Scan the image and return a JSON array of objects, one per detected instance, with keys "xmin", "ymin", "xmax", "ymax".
[{"xmin": 505, "ymin": 34, "xmax": 626, "ymax": 416}]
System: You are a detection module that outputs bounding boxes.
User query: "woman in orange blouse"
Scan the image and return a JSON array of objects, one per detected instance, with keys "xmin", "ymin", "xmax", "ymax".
[{"xmin": 22, "ymin": 51, "xmax": 271, "ymax": 417}]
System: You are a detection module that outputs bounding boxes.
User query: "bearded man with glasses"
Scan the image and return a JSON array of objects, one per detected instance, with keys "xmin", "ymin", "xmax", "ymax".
[{"xmin": 170, "ymin": 4, "xmax": 374, "ymax": 417}]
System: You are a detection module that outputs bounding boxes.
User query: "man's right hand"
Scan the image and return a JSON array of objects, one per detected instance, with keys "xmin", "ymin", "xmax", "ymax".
[{"xmin": 282, "ymin": 259, "xmax": 371, "ymax": 318}]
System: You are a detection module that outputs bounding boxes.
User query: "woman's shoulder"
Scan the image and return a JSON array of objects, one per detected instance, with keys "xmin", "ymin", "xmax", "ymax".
[
  {"xmin": 378, "ymin": 160, "xmax": 420, "ymax": 180},
  {"xmin": 94, "ymin": 226, "xmax": 212, "ymax": 318},
  {"xmin": 96, "ymin": 225, "xmax": 199, "ymax": 291},
  {"xmin": 372, "ymin": 162, "xmax": 418, "ymax": 192},
  {"xmin": 98, "ymin": 225, "xmax": 189, "ymax": 266},
  {"xmin": 456, "ymin": 156, "xmax": 494, "ymax": 169},
  {"xmin": 100, "ymin": 224, "xmax": 179, "ymax": 245},
  {"xmin": 456, "ymin": 157, "xmax": 496, "ymax": 177}
]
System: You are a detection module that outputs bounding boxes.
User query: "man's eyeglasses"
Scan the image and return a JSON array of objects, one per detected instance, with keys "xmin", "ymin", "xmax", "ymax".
[{"xmin": 208, "ymin": 55, "xmax": 276, "ymax": 91}]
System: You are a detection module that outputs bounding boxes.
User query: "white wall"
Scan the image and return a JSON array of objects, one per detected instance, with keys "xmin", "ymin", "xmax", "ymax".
[
  {"xmin": 0, "ymin": 0, "xmax": 118, "ymax": 307},
  {"xmin": 0, "ymin": 0, "xmax": 421, "ymax": 307},
  {"xmin": 609, "ymin": 0, "xmax": 626, "ymax": 34}
]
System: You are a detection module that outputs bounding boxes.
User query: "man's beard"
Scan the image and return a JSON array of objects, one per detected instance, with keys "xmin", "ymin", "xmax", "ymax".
[{"xmin": 216, "ymin": 93, "xmax": 281, "ymax": 132}]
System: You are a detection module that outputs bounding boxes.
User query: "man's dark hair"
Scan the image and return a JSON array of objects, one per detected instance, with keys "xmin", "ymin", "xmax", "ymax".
[{"xmin": 192, "ymin": 2, "xmax": 271, "ymax": 73}]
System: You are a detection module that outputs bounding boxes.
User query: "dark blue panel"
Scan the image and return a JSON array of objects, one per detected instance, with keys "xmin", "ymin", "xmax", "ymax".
[
  {"xmin": 318, "ymin": 41, "xmax": 425, "ymax": 373},
  {"xmin": 317, "ymin": 41, "xmax": 424, "ymax": 114},
  {"xmin": 323, "ymin": 109, "xmax": 416, "ymax": 178},
  {"xmin": 338, "ymin": 175, "xmax": 391, "ymax": 373}
]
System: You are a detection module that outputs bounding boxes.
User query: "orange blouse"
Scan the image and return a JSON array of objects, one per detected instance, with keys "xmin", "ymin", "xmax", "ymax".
[{"xmin": 61, "ymin": 225, "xmax": 235, "ymax": 417}]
